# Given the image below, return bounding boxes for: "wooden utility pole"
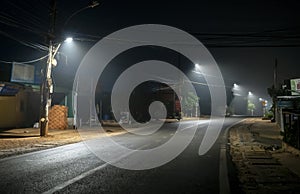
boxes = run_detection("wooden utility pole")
[40,0,57,136]
[274,58,278,90]
[272,58,278,122]
[39,1,99,135]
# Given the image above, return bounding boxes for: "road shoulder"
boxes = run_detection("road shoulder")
[0,125,124,159]
[229,118,300,193]
[0,117,201,159]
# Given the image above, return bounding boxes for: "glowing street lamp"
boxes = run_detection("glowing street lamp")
[195,63,201,72]
[259,97,268,116]
[40,37,75,136]
[64,37,73,43]
[247,91,255,116]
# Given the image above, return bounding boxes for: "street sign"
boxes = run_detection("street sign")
[290,78,300,95]
[277,100,293,109]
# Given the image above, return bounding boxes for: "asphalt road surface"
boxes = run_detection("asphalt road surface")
[0,117,242,194]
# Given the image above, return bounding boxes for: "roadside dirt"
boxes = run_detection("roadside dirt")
[229,118,300,193]
[0,117,201,159]
[0,126,124,159]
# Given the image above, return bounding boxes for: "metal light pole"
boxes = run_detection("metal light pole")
[40,0,99,136]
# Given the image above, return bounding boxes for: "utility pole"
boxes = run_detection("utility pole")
[39,0,99,136]
[40,0,57,136]
[272,58,278,122]
[274,58,278,90]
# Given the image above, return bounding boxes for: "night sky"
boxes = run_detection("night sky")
[1,0,300,101]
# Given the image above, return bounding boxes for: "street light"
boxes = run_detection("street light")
[247,91,256,116]
[40,1,100,137]
[40,37,73,136]
[64,37,73,43]
[259,97,268,117]
[64,1,100,27]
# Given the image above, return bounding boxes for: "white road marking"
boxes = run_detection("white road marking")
[180,120,210,131]
[25,119,211,193]
[42,144,150,194]
[42,163,109,194]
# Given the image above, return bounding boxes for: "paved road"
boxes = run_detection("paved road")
[0,118,242,194]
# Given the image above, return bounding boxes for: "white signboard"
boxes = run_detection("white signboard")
[290,78,300,95]
[11,62,35,83]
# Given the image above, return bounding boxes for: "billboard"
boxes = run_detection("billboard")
[11,62,35,84]
[290,78,300,95]
[0,83,19,96]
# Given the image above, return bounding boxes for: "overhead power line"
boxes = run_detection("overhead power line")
[0,13,47,37]
[66,27,300,48]
[0,54,48,64]
[0,30,48,52]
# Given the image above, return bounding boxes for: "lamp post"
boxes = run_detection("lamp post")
[40,0,99,136]
[247,91,255,116]
[259,97,268,117]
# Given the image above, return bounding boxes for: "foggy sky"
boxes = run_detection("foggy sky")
[1,0,300,100]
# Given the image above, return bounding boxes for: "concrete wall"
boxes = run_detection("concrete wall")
[0,96,17,128]
[0,91,39,129]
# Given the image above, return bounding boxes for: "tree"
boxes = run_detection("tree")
[182,92,199,117]
[247,100,255,116]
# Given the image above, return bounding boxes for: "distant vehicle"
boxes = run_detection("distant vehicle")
[129,82,182,122]
[153,88,182,121]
